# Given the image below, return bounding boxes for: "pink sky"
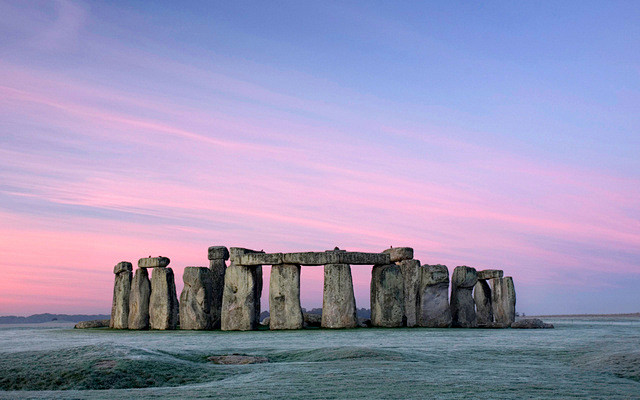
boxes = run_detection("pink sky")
[1,1,639,315]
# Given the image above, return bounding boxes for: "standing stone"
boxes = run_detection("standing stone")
[491,277,516,327]
[398,259,421,327]
[149,267,179,330]
[208,246,229,329]
[450,266,478,328]
[110,262,132,329]
[128,268,151,329]
[370,264,405,327]
[269,264,303,330]
[322,263,358,329]
[474,280,493,327]
[180,267,214,330]
[221,263,263,331]
[418,264,452,328]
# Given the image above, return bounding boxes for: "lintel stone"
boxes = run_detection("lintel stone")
[138,257,170,269]
[239,252,283,266]
[208,246,230,261]
[114,261,133,275]
[477,269,504,280]
[382,247,414,262]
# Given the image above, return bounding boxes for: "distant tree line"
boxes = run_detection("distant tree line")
[0,313,110,324]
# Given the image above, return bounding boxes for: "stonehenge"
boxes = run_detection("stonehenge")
[110,261,132,329]
[107,245,519,331]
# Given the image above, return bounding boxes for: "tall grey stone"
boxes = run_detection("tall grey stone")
[491,277,516,327]
[221,263,263,331]
[398,259,421,327]
[269,264,303,330]
[208,246,229,329]
[418,264,452,328]
[128,268,151,330]
[450,266,478,328]
[180,267,214,330]
[322,263,358,328]
[149,267,179,330]
[110,261,132,329]
[474,280,493,326]
[370,264,405,327]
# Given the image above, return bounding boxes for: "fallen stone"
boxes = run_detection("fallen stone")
[261,316,270,326]
[322,264,358,328]
[303,313,322,328]
[511,319,554,329]
[221,263,263,331]
[358,318,372,328]
[74,319,110,329]
[477,269,504,280]
[180,267,215,330]
[370,264,405,327]
[149,267,179,330]
[492,277,516,327]
[207,355,269,365]
[110,262,132,329]
[383,247,414,262]
[208,246,230,261]
[398,259,421,327]
[269,264,303,330]
[418,264,452,328]
[138,256,170,269]
[209,259,226,329]
[474,280,493,327]
[450,266,478,328]
[113,261,133,275]
[128,268,151,330]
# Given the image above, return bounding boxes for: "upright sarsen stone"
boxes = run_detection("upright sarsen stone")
[180,267,214,330]
[322,263,358,329]
[450,266,478,328]
[208,246,229,329]
[110,262,132,329]
[370,264,405,327]
[149,267,179,330]
[269,264,303,330]
[398,259,421,327]
[474,280,493,327]
[418,264,452,327]
[221,263,263,331]
[128,268,151,329]
[492,277,516,327]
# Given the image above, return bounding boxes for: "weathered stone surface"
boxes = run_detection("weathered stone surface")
[474,280,493,327]
[113,261,133,275]
[477,269,504,280]
[492,277,516,327]
[208,246,229,260]
[75,319,110,329]
[418,264,452,328]
[209,259,226,329]
[269,264,303,330]
[208,355,269,365]
[370,264,405,327]
[358,318,372,328]
[110,263,132,329]
[128,268,151,330]
[261,316,270,326]
[229,247,263,264]
[450,266,478,328]
[149,267,179,330]
[511,318,553,329]
[282,251,390,266]
[399,259,421,327]
[303,313,322,328]
[322,264,358,328]
[180,267,214,330]
[221,263,263,331]
[383,247,414,262]
[239,252,283,266]
[138,257,170,269]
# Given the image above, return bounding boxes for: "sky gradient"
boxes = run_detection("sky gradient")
[1,1,639,316]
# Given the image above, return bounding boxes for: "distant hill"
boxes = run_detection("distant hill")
[0,313,110,324]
